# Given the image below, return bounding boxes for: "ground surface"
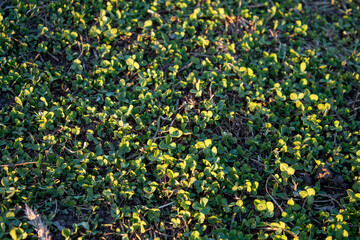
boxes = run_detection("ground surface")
[1,0,360,239]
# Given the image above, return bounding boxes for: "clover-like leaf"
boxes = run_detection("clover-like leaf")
[290,93,298,101]
[247,68,254,77]
[193,201,202,210]
[190,230,201,240]
[169,127,183,138]
[300,62,306,72]
[195,141,205,149]
[144,20,153,29]
[200,198,208,208]
[306,188,316,197]
[266,201,274,212]
[254,199,267,211]
[309,94,319,101]
[194,212,206,223]
[204,139,212,147]
[356,150,360,157]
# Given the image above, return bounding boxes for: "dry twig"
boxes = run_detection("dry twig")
[158,201,175,209]
[265,175,285,213]
[1,162,37,168]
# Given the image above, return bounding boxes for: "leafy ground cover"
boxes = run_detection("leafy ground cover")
[1,0,360,239]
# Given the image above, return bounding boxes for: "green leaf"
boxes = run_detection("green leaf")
[167,169,174,179]
[159,140,168,150]
[308,196,314,205]
[201,206,210,215]
[208,216,219,224]
[62,228,71,238]
[78,222,90,230]
[193,201,202,210]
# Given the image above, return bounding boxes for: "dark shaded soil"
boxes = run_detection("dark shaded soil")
[0,92,14,109]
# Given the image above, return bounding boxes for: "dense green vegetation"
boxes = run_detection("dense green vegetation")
[1,0,360,239]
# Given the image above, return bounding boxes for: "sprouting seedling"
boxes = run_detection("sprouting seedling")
[24,204,51,240]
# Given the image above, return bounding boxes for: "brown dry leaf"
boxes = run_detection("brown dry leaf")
[315,164,332,181]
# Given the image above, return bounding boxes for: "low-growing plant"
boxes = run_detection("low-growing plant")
[0,0,359,239]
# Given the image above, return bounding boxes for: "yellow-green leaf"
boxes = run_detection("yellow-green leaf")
[290,93,298,101]
[300,62,306,72]
[14,97,22,106]
[309,94,318,101]
[306,188,316,196]
[144,20,153,28]
[299,190,308,198]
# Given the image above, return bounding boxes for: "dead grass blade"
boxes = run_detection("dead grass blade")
[24,204,52,240]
